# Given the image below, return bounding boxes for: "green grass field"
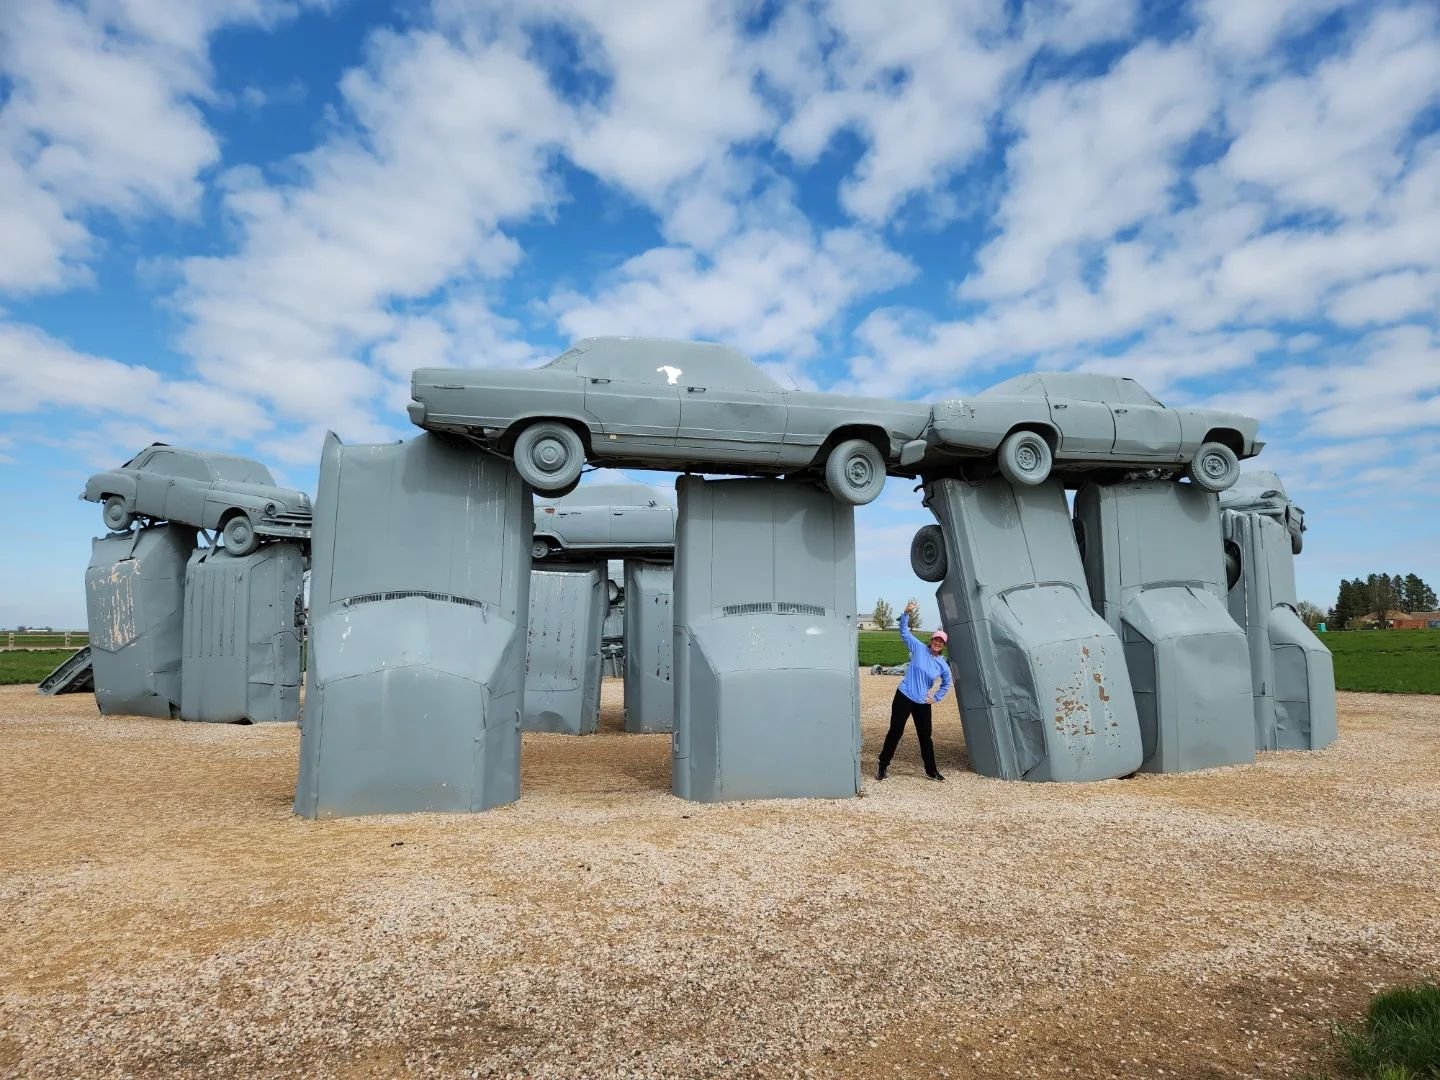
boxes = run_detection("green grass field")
[0,649,83,686]
[2,633,86,649]
[5,630,1438,694]
[1323,629,1440,695]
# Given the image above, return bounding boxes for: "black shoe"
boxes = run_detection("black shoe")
[876,763,888,781]
[926,771,946,782]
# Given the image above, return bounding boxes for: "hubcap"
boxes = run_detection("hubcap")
[534,436,567,472]
[1203,453,1227,478]
[1017,444,1039,472]
[847,455,873,486]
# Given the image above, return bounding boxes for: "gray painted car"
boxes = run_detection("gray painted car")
[1219,469,1306,555]
[921,372,1263,492]
[533,483,675,561]
[82,444,312,556]
[409,337,931,505]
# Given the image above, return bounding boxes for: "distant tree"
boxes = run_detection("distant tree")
[871,598,895,631]
[1330,579,1363,629]
[1366,573,1400,628]
[1401,573,1437,613]
[1295,601,1325,630]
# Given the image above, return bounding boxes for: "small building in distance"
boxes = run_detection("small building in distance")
[1390,610,1440,630]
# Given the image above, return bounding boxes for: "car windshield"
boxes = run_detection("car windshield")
[538,348,581,370]
[209,457,275,484]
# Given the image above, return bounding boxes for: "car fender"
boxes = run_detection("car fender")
[84,470,135,504]
[927,397,1047,452]
[205,492,270,531]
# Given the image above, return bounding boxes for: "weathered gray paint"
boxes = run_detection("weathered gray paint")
[672,477,860,801]
[86,524,197,718]
[923,477,1142,781]
[294,433,532,819]
[180,543,305,724]
[1073,480,1255,773]
[1222,506,1337,751]
[623,560,673,733]
[524,562,607,734]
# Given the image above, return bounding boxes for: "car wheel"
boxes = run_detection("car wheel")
[513,422,585,492]
[824,438,886,505]
[532,539,551,561]
[910,524,948,582]
[1188,442,1240,492]
[223,513,260,556]
[1291,529,1303,556]
[102,496,135,532]
[996,430,1052,487]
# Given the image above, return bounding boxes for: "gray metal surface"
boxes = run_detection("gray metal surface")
[181,543,306,724]
[1222,507,1337,751]
[923,373,1262,489]
[672,477,860,801]
[86,524,197,718]
[82,443,312,550]
[524,562,607,734]
[36,646,94,695]
[923,476,1142,782]
[1219,469,1306,554]
[294,433,532,819]
[409,337,930,501]
[1074,480,1255,773]
[623,560,674,733]
[534,483,676,559]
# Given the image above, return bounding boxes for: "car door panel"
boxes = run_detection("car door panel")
[1048,399,1115,458]
[676,386,785,463]
[1111,405,1182,458]
[609,505,676,546]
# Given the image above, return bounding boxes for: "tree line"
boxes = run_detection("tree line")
[1329,573,1437,629]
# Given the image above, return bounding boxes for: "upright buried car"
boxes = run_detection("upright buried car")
[82,444,312,555]
[408,337,931,505]
[922,372,1262,492]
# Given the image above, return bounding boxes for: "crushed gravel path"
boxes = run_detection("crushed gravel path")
[1,680,1437,1079]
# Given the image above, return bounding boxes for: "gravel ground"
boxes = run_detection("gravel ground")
[1,678,1437,1079]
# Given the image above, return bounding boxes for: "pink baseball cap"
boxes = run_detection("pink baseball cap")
[930,629,948,645]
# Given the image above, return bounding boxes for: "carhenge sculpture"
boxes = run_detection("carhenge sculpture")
[52,446,310,723]
[51,336,1336,817]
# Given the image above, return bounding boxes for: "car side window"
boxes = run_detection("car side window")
[167,454,214,481]
[687,355,782,393]
[576,352,680,385]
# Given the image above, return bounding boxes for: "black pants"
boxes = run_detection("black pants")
[880,690,938,775]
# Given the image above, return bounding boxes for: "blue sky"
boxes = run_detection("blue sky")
[2,0,1438,629]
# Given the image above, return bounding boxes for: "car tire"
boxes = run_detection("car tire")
[102,496,135,532]
[513,422,586,493]
[910,524,948,582]
[1291,530,1303,556]
[996,430,1052,487]
[824,438,886,505]
[1188,442,1240,492]
[532,539,551,561]
[223,513,260,556]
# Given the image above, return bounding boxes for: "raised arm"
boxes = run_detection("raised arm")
[899,601,924,657]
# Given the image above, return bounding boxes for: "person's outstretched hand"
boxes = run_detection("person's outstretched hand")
[904,598,920,623]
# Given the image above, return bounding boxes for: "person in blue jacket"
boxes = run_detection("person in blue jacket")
[877,598,952,782]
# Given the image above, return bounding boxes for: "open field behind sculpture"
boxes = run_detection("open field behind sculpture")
[2,680,1438,1079]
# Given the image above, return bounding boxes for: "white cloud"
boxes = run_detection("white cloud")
[551,220,914,360]
[1197,0,1351,56]
[1219,6,1440,218]
[0,0,320,292]
[1328,269,1440,326]
[174,27,572,427]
